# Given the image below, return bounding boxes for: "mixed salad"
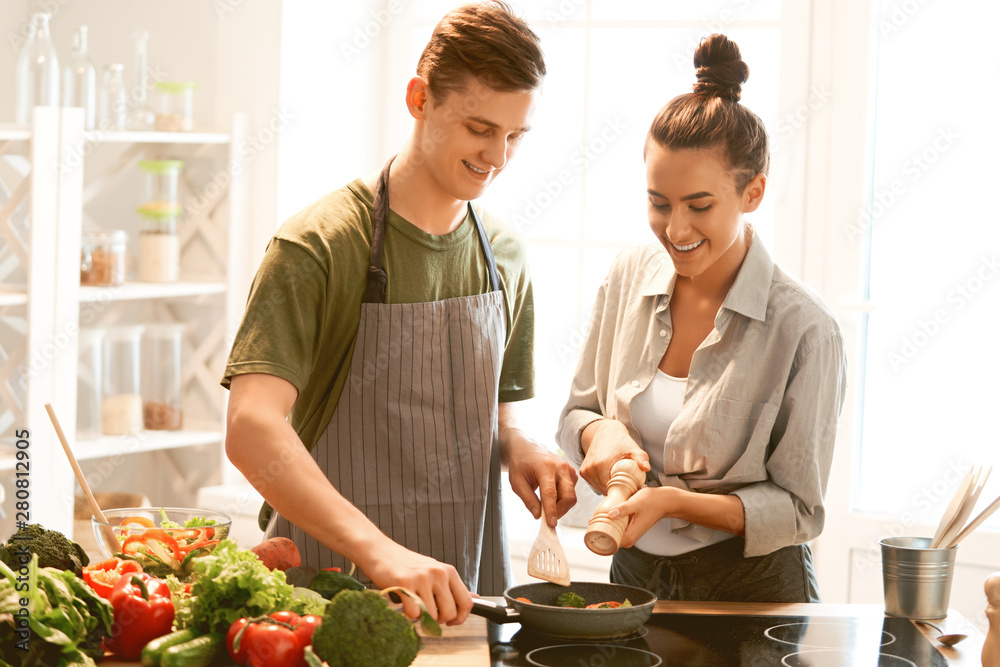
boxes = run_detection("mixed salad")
[110,509,227,579]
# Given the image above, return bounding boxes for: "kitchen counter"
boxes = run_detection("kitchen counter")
[99,601,984,666]
[99,617,491,667]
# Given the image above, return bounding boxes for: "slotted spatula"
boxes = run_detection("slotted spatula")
[527,507,571,586]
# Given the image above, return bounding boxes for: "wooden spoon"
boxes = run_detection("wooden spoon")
[938,465,990,549]
[44,403,119,556]
[930,466,977,548]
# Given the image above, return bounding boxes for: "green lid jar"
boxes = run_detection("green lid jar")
[154,81,197,131]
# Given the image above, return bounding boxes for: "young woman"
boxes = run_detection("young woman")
[556,34,847,603]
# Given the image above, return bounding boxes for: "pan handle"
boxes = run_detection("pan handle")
[470,598,521,624]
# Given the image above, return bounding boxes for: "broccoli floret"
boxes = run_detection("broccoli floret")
[311,589,421,667]
[0,523,90,576]
[555,591,586,608]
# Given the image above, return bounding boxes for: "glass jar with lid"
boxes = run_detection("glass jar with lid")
[102,325,144,435]
[76,327,103,440]
[137,210,179,282]
[142,324,184,430]
[154,81,197,131]
[80,229,126,286]
[138,159,183,216]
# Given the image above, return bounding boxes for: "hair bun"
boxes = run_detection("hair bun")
[692,33,748,102]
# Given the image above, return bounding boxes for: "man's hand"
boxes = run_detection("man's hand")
[579,419,651,495]
[361,540,474,625]
[499,403,577,527]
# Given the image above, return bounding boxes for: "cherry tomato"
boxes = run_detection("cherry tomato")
[245,623,302,667]
[226,618,252,666]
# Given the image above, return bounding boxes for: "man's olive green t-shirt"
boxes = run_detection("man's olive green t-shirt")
[222,178,535,451]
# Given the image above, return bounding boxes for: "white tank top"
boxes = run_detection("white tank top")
[629,369,736,556]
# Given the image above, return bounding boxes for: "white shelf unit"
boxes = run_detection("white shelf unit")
[0,108,247,538]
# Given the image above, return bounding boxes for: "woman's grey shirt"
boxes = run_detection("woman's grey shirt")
[556,235,848,557]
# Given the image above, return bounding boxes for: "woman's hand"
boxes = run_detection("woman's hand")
[579,419,651,494]
[608,486,677,548]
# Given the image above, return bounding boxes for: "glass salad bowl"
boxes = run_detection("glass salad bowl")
[93,507,231,578]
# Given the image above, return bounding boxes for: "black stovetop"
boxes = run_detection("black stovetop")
[488,613,946,666]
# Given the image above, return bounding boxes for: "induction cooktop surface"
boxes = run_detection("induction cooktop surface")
[488,613,947,666]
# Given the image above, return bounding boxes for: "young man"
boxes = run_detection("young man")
[222,2,577,625]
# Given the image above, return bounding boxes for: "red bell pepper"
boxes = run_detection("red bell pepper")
[105,573,175,660]
[121,528,182,560]
[81,557,143,599]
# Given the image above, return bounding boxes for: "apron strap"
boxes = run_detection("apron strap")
[364,155,503,303]
[363,158,392,303]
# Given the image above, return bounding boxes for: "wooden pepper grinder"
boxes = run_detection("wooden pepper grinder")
[984,571,1000,667]
[585,458,645,556]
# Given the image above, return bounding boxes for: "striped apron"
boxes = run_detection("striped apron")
[265,157,512,595]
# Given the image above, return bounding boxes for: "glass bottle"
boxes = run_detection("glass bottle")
[142,324,184,430]
[126,30,155,131]
[62,26,96,130]
[102,325,144,435]
[98,64,127,131]
[15,13,60,125]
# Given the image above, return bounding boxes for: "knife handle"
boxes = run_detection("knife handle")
[584,458,645,556]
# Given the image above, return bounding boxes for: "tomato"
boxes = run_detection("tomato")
[245,623,302,667]
[293,614,322,651]
[227,618,252,666]
[268,610,301,626]
[227,615,306,667]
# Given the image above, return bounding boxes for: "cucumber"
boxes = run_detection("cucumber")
[160,632,226,667]
[140,628,199,667]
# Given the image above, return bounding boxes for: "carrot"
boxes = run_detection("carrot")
[249,537,301,570]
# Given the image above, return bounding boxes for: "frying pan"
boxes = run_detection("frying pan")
[470,581,656,639]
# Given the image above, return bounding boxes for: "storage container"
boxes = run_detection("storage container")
[76,327,103,440]
[80,229,126,287]
[154,81,197,131]
[142,324,184,430]
[137,210,180,282]
[138,159,183,216]
[102,325,144,435]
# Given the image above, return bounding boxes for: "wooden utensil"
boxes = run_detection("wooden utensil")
[527,507,571,586]
[585,458,645,556]
[945,492,1000,549]
[930,466,977,548]
[44,403,119,555]
[938,465,991,549]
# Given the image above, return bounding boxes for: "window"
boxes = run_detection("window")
[855,0,1000,528]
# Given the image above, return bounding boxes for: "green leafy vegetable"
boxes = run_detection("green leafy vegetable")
[173,539,294,634]
[0,553,113,667]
